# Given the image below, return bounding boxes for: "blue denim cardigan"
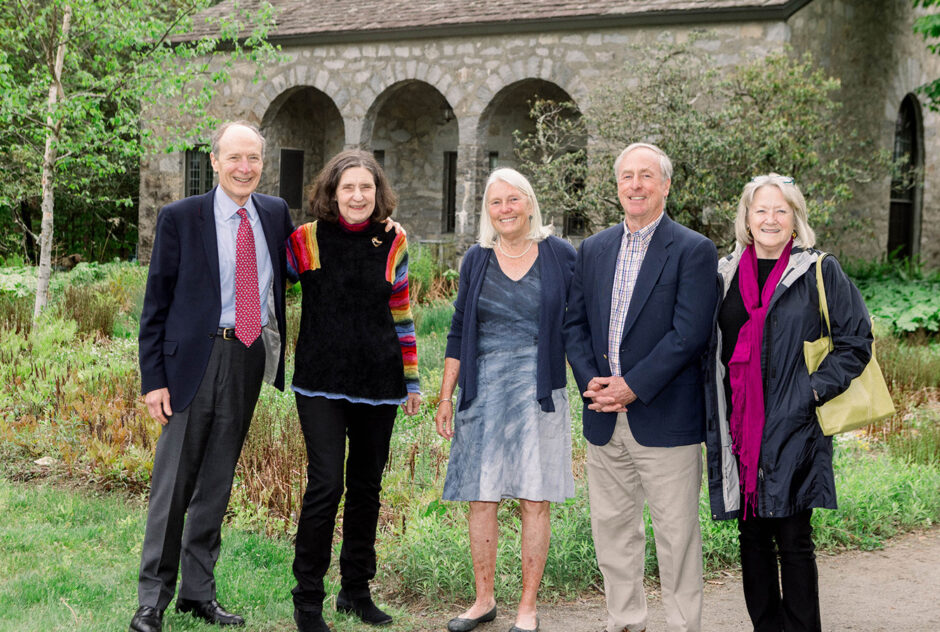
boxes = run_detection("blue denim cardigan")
[444,235,577,413]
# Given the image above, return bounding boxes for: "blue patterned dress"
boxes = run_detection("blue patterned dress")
[443,251,575,502]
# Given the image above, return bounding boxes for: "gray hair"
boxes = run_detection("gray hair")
[734,173,816,249]
[613,142,673,181]
[210,120,266,159]
[478,168,553,248]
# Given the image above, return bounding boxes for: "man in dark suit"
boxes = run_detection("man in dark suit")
[564,143,719,632]
[131,121,293,632]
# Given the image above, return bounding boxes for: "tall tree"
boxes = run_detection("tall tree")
[515,40,890,250]
[914,0,940,111]
[0,0,279,318]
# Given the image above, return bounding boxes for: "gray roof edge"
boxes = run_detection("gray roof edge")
[188,0,815,47]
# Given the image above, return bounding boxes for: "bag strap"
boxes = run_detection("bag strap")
[815,253,834,351]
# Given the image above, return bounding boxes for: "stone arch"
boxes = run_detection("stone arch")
[477,79,588,236]
[886,93,924,259]
[258,86,345,222]
[364,80,458,239]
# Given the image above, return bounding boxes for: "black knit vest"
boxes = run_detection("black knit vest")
[292,220,406,400]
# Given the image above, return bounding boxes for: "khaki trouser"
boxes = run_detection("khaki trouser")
[587,413,704,632]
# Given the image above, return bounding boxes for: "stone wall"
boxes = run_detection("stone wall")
[138,6,937,267]
[789,0,940,266]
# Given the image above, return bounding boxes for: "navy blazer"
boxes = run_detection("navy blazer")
[138,187,294,412]
[563,214,719,447]
[445,236,577,413]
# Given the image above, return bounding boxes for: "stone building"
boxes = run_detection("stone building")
[138,0,939,266]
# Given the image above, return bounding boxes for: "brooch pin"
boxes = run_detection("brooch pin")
[372,237,382,247]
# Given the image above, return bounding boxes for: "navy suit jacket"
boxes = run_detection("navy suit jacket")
[563,213,719,447]
[138,187,294,412]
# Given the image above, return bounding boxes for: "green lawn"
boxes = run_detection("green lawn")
[0,479,438,632]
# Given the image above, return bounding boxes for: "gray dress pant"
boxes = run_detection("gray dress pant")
[137,336,265,610]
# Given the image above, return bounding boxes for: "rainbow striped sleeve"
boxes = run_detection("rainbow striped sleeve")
[387,232,419,393]
[286,221,320,282]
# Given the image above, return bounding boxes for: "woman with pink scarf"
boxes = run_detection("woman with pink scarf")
[704,174,872,632]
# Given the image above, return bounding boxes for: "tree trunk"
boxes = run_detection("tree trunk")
[33,4,72,320]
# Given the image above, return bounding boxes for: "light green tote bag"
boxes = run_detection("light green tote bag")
[802,254,895,436]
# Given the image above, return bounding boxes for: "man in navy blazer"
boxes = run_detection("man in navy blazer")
[132,121,293,632]
[564,143,718,632]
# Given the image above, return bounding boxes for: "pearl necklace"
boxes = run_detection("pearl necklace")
[496,238,534,259]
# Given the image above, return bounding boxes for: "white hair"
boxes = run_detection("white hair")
[734,173,816,249]
[478,168,553,248]
[613,142,673,181]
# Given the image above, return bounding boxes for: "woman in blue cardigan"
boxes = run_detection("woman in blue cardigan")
[435,168,576,632]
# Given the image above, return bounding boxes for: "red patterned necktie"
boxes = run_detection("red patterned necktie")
[234,208,261,347]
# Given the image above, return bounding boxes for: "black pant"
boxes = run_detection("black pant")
[738,509,821,632]
[291,394,397,613]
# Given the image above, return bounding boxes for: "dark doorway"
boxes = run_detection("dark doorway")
[887,94,923,259]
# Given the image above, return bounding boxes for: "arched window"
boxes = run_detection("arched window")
[887,94,923,259]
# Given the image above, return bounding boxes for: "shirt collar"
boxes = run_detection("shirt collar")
[214,186,257,223]
[622,211,664,244]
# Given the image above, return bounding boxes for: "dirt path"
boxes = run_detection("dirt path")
[434,527,940,632]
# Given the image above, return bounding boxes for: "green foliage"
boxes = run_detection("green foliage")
[814,439,940,549]
[515,39,890,249]
[409,244,458,305]
[858,278,940,335]
[884,408,940,467]
[0,0,281,207]
[0,0,283,314]
[1,261,939,614]
[845,256,940,335]
[513,100,590,233]
[914,0,940,111]
[0,291,32,335]
[62,284,119,339]
[413,300,454,338]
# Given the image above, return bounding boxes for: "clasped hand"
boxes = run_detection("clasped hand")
[583,376,635,413]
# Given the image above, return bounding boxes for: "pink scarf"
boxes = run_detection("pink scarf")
[728,241,791,517]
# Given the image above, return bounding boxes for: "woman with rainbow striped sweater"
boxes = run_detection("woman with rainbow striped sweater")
[285,149,420,632]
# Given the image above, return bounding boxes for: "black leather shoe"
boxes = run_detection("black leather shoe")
[176,598,245,626]
[294,609,331,632]
[447,605,497,632]
[335,590,393,625]
[129,606,163,632]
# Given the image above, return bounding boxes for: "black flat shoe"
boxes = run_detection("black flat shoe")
[129,606,163,632]
[508,616,539,632]
[447,605,498,632]
[176,598,245,626]
[335,590,393,625]
[294,609,331,632]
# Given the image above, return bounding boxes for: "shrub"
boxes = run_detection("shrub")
[61,283,119,339]
[516,41,890,248]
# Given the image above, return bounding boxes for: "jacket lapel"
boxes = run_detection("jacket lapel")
[619,214,673,341]
[593,226,623,348]
[200,188,221,304]
[253,194,281,278]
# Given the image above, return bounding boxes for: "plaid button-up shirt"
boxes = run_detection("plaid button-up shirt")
[608,213,664,376]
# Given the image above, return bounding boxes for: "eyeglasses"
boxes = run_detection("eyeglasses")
[752,175,794,184]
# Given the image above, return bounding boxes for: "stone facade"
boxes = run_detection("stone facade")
[138,0,940,266]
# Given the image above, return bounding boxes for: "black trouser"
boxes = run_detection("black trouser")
[138,336,265,610]
[738,509,821,632]
[291,394,397,613]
